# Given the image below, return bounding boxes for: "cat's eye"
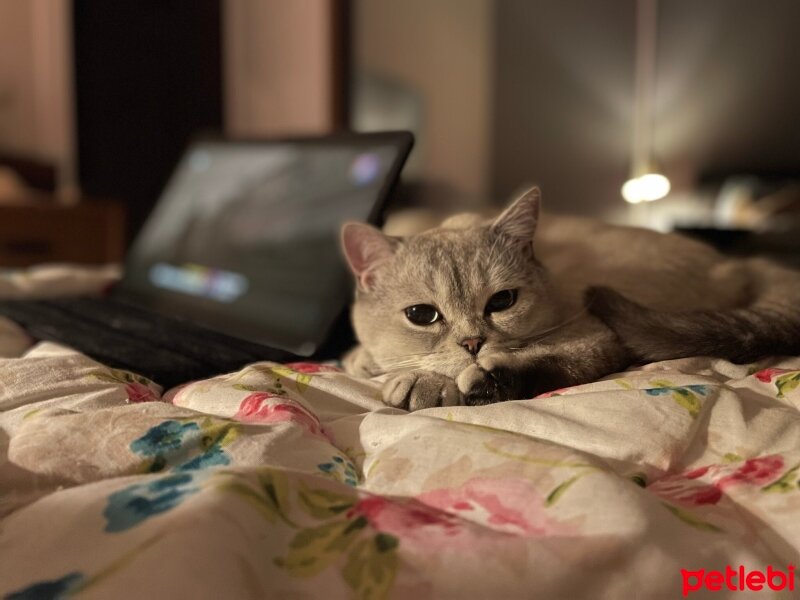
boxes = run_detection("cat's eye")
[485,289,517,313]
[404,304,441,325]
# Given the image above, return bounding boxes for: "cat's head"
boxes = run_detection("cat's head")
[341,188,560,378]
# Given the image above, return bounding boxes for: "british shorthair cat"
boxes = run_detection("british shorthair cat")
[340,188,800,410]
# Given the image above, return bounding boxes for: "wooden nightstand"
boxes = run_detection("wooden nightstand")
[0,197,125,267]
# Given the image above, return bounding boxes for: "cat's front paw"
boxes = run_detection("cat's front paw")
[382,370,461,411]
[455,364,503,406]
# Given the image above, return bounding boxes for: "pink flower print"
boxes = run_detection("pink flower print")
[341,484,575,558]
[234,392,328,440]
[648,476,722,507]
[649,454,785,507]
[283,362,341,374]
[418,477,574,537]
[718,455,784,489]
[163,382,191,405]
[347,496,462,543]
[125,382,158,403]
[754,368,788,382]
[681,465,712,480]
[235,392,282,419]
[754,369,800,398]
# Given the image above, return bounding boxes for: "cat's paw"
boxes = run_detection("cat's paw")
[342,345,381,377]
[455,364,502,406]
[382,370,461,411]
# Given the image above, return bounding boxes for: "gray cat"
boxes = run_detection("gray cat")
[340,188,800,410]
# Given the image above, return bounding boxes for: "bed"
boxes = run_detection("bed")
[1,265,799,599]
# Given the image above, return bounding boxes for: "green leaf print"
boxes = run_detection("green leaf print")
[614,378,635,390]
[216,468,400,597]
[90,368,152,386]
[23,408,43,420]
[546,474,586,506]
[775,372,800,398]
[269,365,313,393]
[630,473,647,487]
[762,463,800,494]
[260,471,292,518]
[298,485,357,519]
[646,380,709,419]
[672,388,702,418]
[662,503,722,532]
[230,365,288,395]
[232,383,257,392]
[342,535,399,600]
[275,517,368,577]
[197,417,239,449]
[219,482,283,524]
[218,470,294,525]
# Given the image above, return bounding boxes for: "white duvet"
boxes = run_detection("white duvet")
[1,265,799,599]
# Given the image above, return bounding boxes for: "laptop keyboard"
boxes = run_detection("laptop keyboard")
[0,296,292,388]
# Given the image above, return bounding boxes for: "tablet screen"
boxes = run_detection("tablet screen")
[120,135,410,355]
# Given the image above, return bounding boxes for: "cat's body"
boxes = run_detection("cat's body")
[341,188,800,410]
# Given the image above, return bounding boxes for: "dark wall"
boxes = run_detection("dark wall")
[491,0,635,217]
[73,0,223,239]
[492,0,800,219]
[656,0,800,180]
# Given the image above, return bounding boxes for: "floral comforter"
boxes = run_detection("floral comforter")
[1,269,800,599]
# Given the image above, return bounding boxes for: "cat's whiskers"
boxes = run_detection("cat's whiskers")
[382,347,471,374]
[382,350,455,370]
[500,306,592,351]
[381,348,454,361]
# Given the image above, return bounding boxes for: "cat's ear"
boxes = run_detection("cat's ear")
[492,187,541,242]
[341,222,398,291]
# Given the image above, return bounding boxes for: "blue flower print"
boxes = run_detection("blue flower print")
[130,419,236,473]
[644,383,711,418]
[130,420,200,456]
[5,572,85,600]
[645,384,710,397]
[175,444,229,471]
[317,455,358,486]
[104,472,200,532]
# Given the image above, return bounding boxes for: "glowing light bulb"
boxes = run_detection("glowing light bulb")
[621,172,671,204]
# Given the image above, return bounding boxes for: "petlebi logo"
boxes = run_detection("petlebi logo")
[681,565,795,596]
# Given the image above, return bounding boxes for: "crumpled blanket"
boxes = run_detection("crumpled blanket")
[1,341,799,599]
[1,265,800,599]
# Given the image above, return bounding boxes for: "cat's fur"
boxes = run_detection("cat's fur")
[340,188,800,410]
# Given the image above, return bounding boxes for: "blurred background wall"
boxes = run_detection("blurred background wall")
[489,0,800,220]
[1,0,800,246]
[0,0,75,191]
[225,0,347,136]
[352,0,800,222]
[352,0,493,208]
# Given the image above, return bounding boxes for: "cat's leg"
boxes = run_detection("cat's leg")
[382,371,461,411]
[342,345,382,377]
[456,318,632,404]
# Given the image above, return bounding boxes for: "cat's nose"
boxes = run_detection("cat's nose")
[460,337,485,355]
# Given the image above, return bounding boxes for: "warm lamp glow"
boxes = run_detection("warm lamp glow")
[621,172,671,204]
[624,0,670,208]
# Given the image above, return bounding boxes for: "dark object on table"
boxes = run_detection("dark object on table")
[0,199,125,267]
[676,227,800,269]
